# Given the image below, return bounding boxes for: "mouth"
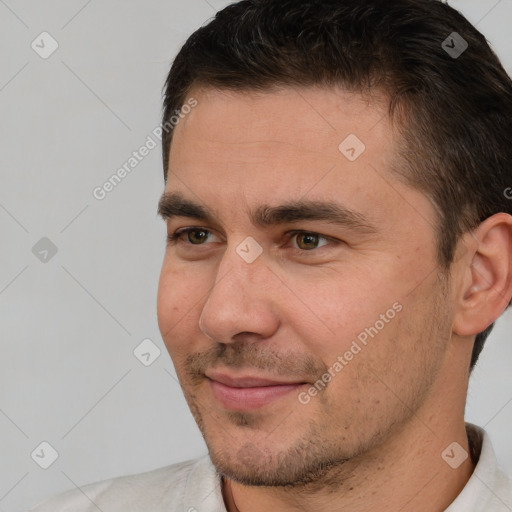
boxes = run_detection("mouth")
[205,371,308,410]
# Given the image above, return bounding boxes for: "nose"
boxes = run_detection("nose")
[198,242,280,344]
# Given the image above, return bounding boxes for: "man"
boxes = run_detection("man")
[31,0,512,510]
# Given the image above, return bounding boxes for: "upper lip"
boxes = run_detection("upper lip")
[205,371,307,388]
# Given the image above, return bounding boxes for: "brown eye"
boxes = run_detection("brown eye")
[293,232,327,251]
[296,233,319,250]
[186,229,210,244]
[167,227,214,246]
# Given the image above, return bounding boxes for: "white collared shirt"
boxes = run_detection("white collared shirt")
[30,424,512,512]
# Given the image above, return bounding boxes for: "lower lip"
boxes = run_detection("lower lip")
[209,380,305,410]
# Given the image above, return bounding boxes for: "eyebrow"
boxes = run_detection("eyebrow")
[157,191,377,234]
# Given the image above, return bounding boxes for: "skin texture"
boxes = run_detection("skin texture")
[157,86,512,511]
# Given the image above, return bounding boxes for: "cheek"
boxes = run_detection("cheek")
[156,261,206,354]
[286,266,399,357]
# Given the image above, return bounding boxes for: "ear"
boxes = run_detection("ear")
[453,213,512,337]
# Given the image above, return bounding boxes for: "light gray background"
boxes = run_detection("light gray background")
[0,1,511,511]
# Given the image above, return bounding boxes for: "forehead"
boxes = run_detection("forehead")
[170,85,391,160]
[164,86,436,239]
[167,86,394,196]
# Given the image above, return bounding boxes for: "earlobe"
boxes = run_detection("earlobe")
[453,213,512,337]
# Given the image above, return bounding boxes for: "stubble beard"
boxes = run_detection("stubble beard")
[178,272,453,492]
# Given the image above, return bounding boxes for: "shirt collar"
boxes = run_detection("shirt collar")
[445,423,511,511]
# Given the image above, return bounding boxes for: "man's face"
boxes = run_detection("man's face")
[157,86,454,486]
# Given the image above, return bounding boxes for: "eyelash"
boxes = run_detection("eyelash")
[166,227,338,252]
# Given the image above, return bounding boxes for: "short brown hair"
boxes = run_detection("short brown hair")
[161,0,512,370]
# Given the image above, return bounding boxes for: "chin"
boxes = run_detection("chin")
[206,431,351,488]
